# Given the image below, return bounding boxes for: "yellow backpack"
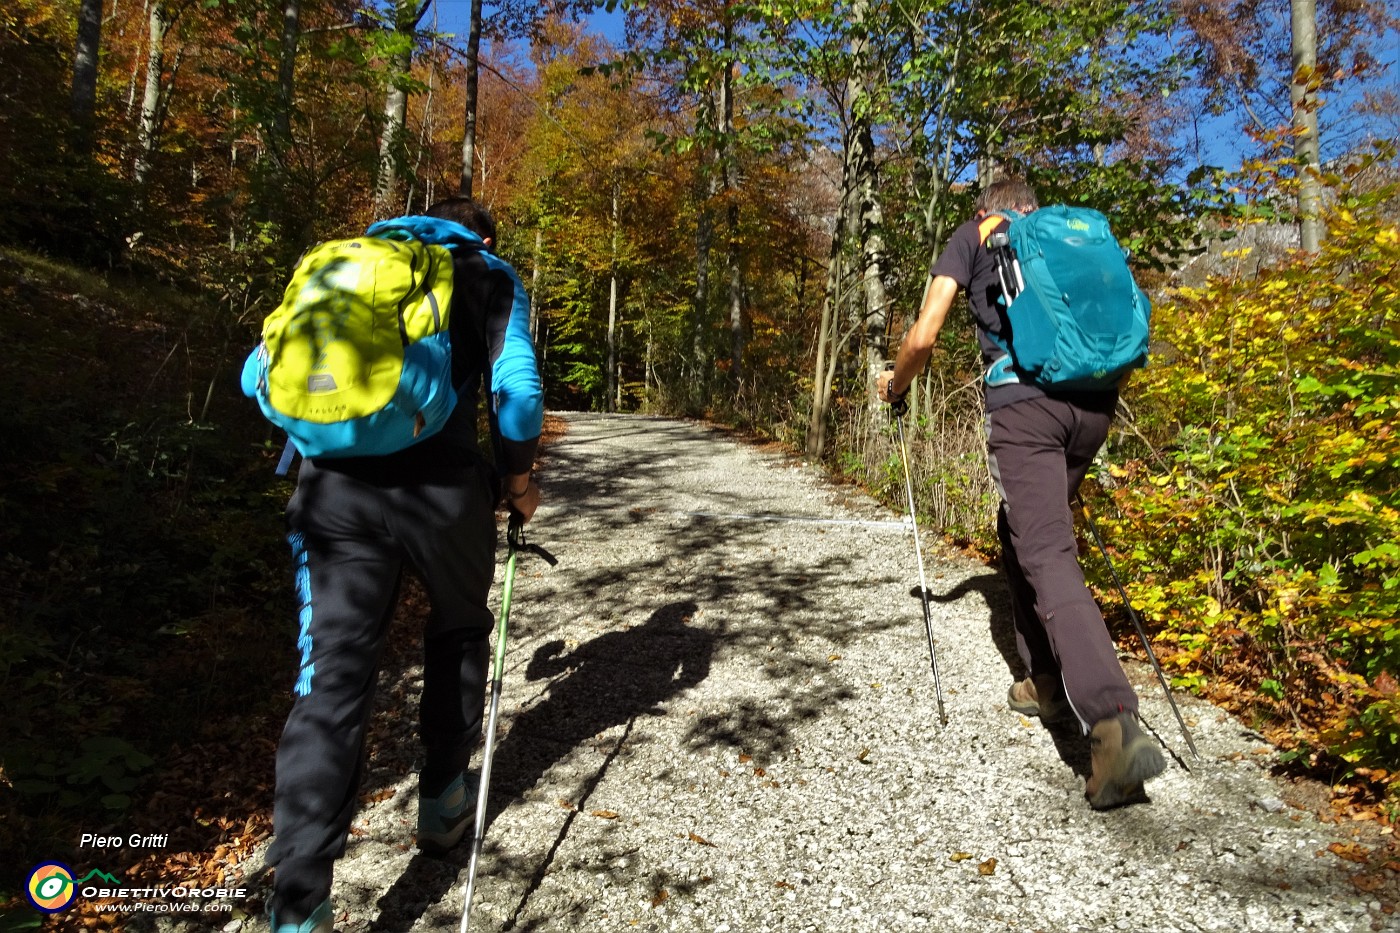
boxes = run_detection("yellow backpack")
[241,235,456,464]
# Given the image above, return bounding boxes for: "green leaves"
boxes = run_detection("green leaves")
[1102,155,1400,798]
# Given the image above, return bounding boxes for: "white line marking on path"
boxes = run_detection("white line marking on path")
[678,511,911,530]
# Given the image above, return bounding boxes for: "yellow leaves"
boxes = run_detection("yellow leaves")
[947,853,997,875]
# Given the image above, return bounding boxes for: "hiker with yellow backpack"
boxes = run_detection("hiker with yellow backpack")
[242,198,543,932]
[877,178,1164,810]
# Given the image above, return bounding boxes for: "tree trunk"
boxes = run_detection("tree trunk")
[71,0,104,154]
[847,0,888,406]
[1291,0,1322,252]
[375,0,428,219]
[132,2,170,189]
[692,153,717,410]
[459,0,483,197]
[607,180,620,412]
[805,250,841,460]
[529,226,544,343]
[718,22,745,390]
[374,79,407,219]
[274,0,300,157]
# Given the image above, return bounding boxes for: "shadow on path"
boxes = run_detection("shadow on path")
[928,568,1021,680]
[370,601,714,932]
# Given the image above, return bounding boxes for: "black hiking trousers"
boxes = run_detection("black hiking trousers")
[267,453,498,918]
[985,395,1138,730]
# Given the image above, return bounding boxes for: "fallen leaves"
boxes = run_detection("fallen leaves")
[949,852,996,875]
[1327,841,1371,864]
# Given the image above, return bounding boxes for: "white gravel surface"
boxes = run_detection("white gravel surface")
[173,412,1396,933]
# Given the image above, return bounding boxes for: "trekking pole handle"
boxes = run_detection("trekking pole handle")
[507,512,558,566]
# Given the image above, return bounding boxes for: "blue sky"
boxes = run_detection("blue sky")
[426,2,1396,175]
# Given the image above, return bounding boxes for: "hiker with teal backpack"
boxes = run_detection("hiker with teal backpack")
[877,178,1164,810]
[245,198,543,932]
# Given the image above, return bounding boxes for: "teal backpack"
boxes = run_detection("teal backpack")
[980,206,1150,391]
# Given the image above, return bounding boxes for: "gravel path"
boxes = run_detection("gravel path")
[208,412,1394,932]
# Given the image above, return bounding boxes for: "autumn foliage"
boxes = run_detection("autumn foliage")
[1094,153,1400,807]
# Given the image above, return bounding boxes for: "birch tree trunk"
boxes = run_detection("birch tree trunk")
[529,227,544,343]
[374,0,427,219]
[805,248,842,460]
[607,180,621,412]
[132,2,170,189]
[1291,0,1322,252]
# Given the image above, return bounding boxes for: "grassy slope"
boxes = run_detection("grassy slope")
[0,247,296,926]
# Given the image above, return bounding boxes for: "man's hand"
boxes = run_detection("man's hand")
[877,370,908,415]
[503,473,539,523]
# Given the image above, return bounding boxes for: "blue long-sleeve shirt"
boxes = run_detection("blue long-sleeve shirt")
[346,215,543,477]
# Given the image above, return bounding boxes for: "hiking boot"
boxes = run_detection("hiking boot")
[1007,674,1068,721]
[417,771,477,855]
[1085,713,1166,810]
[270,898,332,933]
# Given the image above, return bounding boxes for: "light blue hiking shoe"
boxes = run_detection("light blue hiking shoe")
[270,897,332,933]
[417,771,478,855]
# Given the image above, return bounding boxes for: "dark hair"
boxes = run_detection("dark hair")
[424,197,497,242]
[975,178,1039,214]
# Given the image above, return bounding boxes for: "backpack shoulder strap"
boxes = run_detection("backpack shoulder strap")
[977,214,1004,245]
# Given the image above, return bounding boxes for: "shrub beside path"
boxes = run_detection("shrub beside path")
[213,412,1396,932]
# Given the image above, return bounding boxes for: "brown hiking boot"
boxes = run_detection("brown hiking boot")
[1007,674,1068,721]
[1086,713,1166,810]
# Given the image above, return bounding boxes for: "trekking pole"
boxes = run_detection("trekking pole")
[893,409,949,726]
[460,514,557,933]
[1076,497,1199,760]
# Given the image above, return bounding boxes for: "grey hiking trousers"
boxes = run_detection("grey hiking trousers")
[267,453,498,917]
[985,395,1138,729]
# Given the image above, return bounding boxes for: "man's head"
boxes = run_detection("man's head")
[975,178,1039,216]
[424,197,497,245]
